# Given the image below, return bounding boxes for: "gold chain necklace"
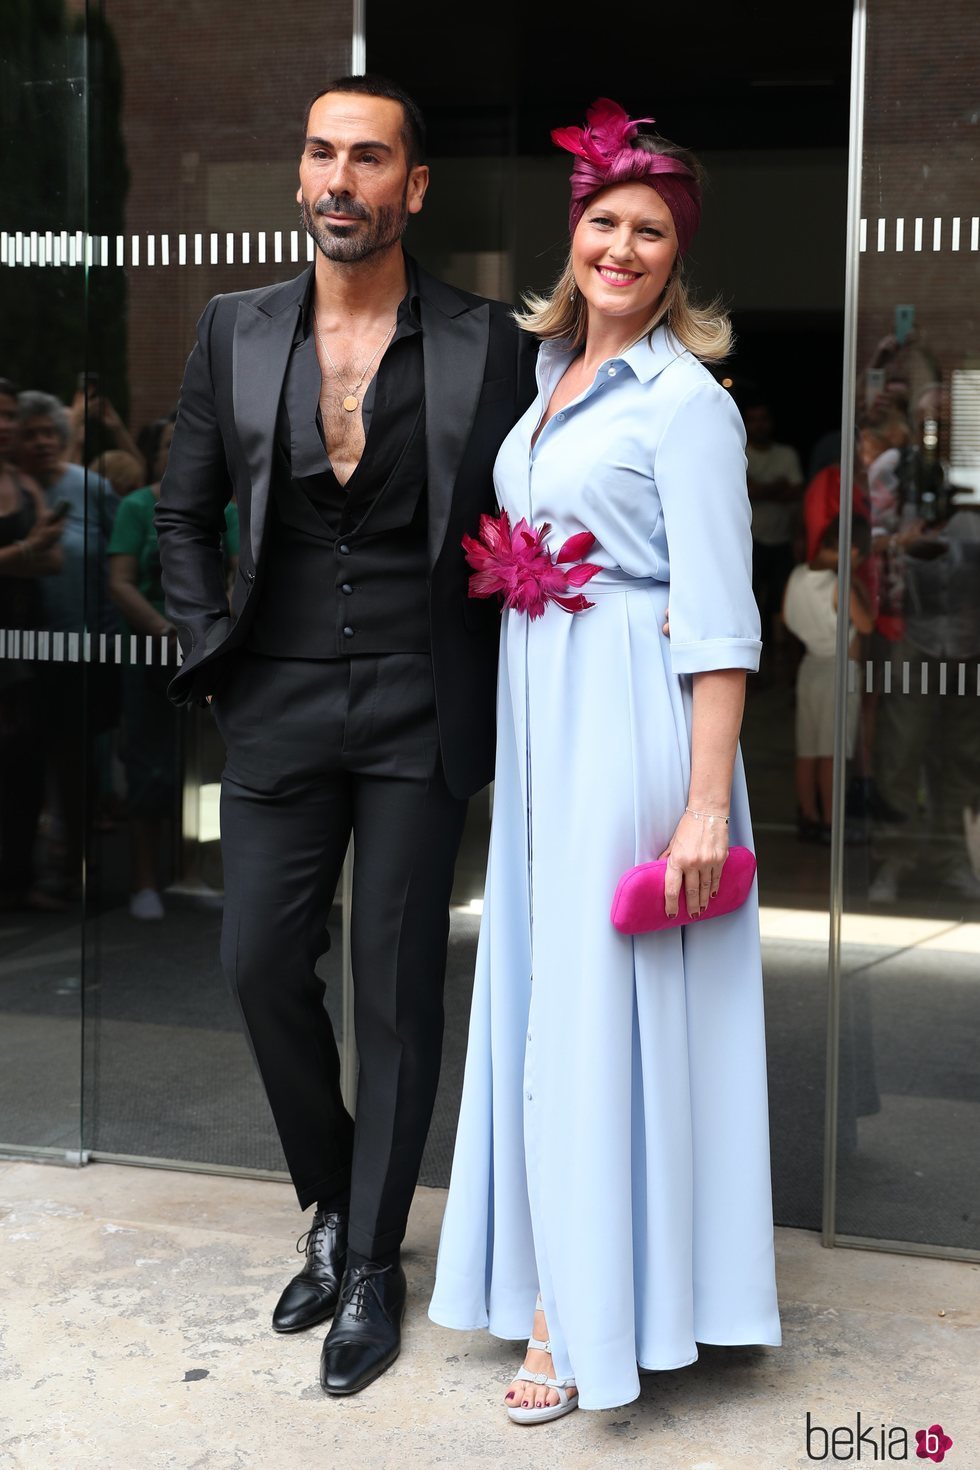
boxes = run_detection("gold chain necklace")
[313,310,396,413]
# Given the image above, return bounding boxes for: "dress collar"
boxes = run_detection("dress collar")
[535,322,681,398]
[618,325,682,382]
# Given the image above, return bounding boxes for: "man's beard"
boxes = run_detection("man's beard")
[301,191,408,264]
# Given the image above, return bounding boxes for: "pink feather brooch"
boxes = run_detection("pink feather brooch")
[550,96,655,168]
[462,511,602,618]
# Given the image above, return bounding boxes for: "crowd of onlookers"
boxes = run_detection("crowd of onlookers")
[736,324,980,904]
[0,377,238,923]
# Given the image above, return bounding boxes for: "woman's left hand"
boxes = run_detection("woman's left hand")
[659,809,729,919]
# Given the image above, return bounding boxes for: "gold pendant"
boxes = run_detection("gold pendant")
[342,394,358,413]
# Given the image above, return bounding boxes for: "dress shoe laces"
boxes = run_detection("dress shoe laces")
[338,1262,393,1322]
[295,1211,342,1257]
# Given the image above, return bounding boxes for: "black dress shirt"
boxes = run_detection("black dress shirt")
[246,261,430,658]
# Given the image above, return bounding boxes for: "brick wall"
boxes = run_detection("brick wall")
[106,0,352,437]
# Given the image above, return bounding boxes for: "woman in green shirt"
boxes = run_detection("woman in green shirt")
[108,416,238,919]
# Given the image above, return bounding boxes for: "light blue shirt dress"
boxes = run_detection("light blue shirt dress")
[429,325,782,1411]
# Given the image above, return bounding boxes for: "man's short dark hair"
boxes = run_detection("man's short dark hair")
[303,74,426,171]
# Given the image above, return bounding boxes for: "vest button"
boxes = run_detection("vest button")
[338,542,351,555]
[340,583,353,595]
[342,625,354,638]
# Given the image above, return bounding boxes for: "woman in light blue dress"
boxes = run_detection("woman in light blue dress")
[429,99,781,1420]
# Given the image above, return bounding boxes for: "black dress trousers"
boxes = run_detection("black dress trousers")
[214,647,468,1258]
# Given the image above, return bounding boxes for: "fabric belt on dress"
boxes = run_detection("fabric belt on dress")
[582,571,662,595]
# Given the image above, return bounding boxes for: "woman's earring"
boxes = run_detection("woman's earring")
[570,284,577,304]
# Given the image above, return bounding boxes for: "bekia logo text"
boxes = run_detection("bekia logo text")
[806,1413,953,1462]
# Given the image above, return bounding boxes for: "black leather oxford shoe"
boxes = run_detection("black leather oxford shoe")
[272,1209,348,1334]
[319,1260,407,1395]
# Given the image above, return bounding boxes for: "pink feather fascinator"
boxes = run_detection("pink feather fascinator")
[551,97,702,256]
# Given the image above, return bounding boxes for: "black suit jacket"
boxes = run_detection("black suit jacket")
[155,259,538,798]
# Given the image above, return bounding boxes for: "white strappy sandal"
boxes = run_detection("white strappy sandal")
[506,1299,578,1425]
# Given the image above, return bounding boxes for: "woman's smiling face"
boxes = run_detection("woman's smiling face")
[571,181,678,335]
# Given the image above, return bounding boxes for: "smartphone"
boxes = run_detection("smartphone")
[76,370,100,394]
[894,304,915,346]
[50,498,72,521]
[864,367,886,408]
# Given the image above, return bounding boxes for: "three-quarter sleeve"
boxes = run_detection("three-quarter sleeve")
[653,380,762,674]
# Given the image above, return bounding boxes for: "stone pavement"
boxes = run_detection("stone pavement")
[1,1160,976,1470]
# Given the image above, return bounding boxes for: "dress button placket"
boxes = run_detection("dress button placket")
[524,431,537,1158]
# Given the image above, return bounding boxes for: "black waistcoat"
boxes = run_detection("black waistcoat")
[246,283,429,659]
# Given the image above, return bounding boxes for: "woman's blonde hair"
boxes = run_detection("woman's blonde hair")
[515,132,733,364]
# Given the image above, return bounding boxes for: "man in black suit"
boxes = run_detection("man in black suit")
[155,74,535,1396]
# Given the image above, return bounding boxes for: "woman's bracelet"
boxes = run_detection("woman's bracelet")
[685,807,729,827]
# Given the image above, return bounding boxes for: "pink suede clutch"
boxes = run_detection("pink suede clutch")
[610,846,757,935]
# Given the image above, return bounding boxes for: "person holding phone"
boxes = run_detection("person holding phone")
[67,371,146,474]
[15,391,119,635]
[861,310,940,425]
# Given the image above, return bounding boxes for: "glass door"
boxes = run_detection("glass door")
[368,0,855,1224]
[9,0,974,1268]
[827,0,980,1258]
[0,5,89,1163]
